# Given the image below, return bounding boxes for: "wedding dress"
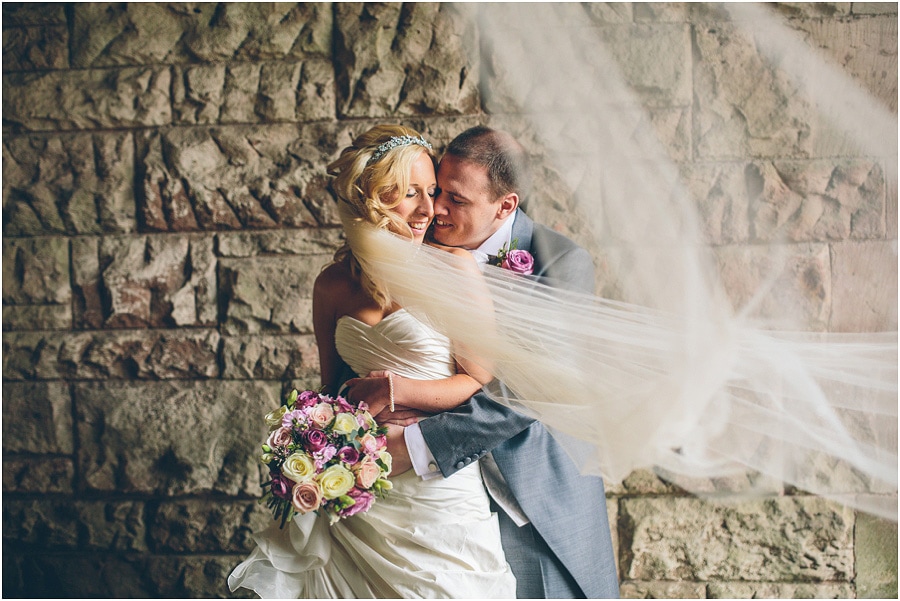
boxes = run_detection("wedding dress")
[228,309,516,599]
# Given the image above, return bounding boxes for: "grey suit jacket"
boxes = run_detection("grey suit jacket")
[419,210,619,598]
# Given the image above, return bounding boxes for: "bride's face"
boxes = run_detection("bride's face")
[391,151,436,244]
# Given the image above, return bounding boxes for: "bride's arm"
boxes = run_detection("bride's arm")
[344,370,484,417]
[312,265,352,396]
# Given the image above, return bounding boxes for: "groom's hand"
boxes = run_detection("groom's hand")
[384,423,413,476]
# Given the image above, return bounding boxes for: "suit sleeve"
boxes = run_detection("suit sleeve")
[420,228,596,477]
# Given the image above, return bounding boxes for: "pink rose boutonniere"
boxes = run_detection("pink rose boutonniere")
[491,239,534,275]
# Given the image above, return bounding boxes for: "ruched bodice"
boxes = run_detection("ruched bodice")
[335,309,456,380]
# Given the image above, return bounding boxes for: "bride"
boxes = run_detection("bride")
[228,125,516,598]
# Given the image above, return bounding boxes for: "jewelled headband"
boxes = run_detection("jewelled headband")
[367,135,433,165]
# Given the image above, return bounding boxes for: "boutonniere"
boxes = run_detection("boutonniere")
[490,239,534,275]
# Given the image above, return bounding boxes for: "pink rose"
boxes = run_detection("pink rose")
[308,403,335,429]
[340,488,375,518]
[355,457,381,488]
[501,249,534,275]
[302,429,328,453]
[292,481,323,513]
[375,434,387,450]
[266,427,292,449]
[359,433,378,454]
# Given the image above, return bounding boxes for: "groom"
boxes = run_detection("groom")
[390,126,619,598]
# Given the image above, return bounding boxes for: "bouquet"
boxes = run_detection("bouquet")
[259,388,393,526]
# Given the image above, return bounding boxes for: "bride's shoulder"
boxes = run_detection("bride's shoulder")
[314,260,355,296]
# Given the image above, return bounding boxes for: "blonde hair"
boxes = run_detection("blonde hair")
[327,124,437,308]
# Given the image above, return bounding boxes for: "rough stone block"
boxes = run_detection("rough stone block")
[3,499,80,549]
[137,125,340,231]
[2,26,68,71]
[173,59,334,124]
[694,23,814,159]
[706,581,855,598]
[150,500,271,553]
[749,160,885,242]
[855,512,899,598]
[3,553,153,597]
[71,3,331,67]
[830,240,898,332]
[687,162,753,245]
[772,3,852,17]
[76,380,279,495]
[2,332,61,380]
[2,380,72,454]
[713,243,831,330]
[77,500,148,552]
[3,132,135,235]
[633,3,690,22]
[3,457,74,494]
[853,3,899,14]
[619,496,855,581]
[620,580,707,598]
[596,24,692,109]
[2,304,72,331]
[60,330,220,379]
[217,229,343,258]
[2,237,70,305]
[72,234,216,328]
[148,555,257,598]
[2,3,66,25]
[219,255,331,335]
[583,3,635,23]
[221,334,319,381]
[335,3,479,118]
[792,16,897,112]
[3,68,171,132]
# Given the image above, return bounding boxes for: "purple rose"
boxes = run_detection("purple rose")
[337,446,360,465]
[340,488,375,517]
[501,249,534,275]
[303,429,328,453]
[270,473,292,499]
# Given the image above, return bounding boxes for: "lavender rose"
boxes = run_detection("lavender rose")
[501,249,534,275]
[340,488,375,518]
[296,390,321,409]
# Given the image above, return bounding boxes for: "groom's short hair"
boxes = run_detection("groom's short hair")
[446,126,532,201]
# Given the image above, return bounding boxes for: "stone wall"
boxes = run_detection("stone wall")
[2,3,896,598]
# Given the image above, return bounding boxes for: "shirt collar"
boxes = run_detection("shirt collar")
[475,209,518,257]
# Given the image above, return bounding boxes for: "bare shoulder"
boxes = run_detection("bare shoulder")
[314,260,353,296]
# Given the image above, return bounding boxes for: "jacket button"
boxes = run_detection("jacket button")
[455,461,465,469]
[463,457,472,465]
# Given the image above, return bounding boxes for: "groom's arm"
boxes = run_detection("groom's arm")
[418,228,596,477]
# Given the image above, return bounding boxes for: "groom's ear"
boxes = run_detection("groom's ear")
[495,193,519,220]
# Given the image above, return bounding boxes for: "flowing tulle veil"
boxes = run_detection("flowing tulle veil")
[346,4,898,520]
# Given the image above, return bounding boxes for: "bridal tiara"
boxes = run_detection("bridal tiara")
[368,135,433,165]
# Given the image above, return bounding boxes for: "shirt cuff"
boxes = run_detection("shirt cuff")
[404,422,441,480]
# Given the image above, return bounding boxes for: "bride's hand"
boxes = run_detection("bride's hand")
[344,370,398,416]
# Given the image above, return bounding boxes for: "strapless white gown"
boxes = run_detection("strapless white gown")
[228,309,516,598]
